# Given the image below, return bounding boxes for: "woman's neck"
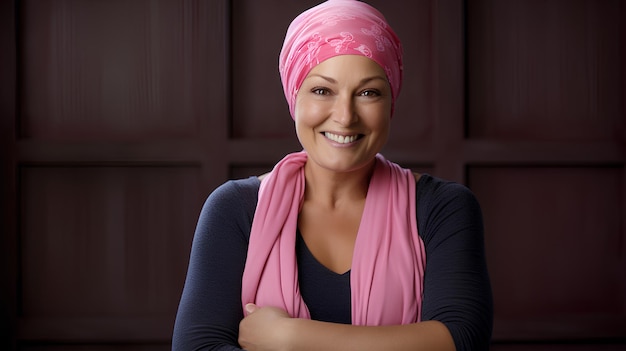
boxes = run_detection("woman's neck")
[302,159,375,210]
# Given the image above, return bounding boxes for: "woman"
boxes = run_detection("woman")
[172,1,493,350]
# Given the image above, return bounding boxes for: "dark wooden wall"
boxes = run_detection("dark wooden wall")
[1,0,624,350]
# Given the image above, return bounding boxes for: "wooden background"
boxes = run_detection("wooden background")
[1,0,624,350]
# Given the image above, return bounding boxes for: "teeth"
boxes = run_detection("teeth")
[324,132,358,144]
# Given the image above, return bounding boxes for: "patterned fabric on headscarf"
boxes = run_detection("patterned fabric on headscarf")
[279,0,403,118]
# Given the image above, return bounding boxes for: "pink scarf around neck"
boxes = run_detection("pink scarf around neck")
[241,151,425,325]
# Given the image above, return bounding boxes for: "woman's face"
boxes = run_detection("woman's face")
[294,55,392,175]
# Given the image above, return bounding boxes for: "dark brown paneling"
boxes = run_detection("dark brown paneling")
[430,0,466,182]
[372,1,436,150]
[465,1,626,349]
[19,166,203,340]
[230,165,274,180]
[469,166,625,341]
[230,0,316,139]
[467,0,624,142]
[11,0,230,347]
[20,0,207,141]
[0,0,18,349]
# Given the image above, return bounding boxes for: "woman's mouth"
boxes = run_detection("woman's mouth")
[323,132,362,144]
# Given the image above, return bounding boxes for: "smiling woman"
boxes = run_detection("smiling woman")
[172,1,493,350]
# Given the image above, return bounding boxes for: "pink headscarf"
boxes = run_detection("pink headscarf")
[279,0,403,118]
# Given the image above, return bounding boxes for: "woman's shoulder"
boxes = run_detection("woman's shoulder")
[209,176,260,201]
[201,177,260,220]
[414,174,482,231]
[414,173,483,240]
[415,173,479,206]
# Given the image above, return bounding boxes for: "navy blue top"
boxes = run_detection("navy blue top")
[172,174,493,350]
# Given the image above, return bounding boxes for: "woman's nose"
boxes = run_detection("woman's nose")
[333,94,357,126]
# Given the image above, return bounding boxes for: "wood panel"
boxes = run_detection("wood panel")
[465,0,625,348]
[9,0,230,349]
[0,0,18,349]
[230,0,314,139]
[18,165,203,342]
[19,166,202,320]
[20,0,205,141]
[17,0,230,188]
[467,0,624,141]
[468,166,625,341]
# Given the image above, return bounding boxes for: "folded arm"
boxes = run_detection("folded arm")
[239,303,455,351]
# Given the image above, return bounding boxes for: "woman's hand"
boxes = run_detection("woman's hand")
[238,303,294,351]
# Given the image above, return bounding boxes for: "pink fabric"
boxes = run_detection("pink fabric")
[241,151,426,326]
[279,0,403,118]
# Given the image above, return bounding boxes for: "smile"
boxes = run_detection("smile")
[323,132,361,144]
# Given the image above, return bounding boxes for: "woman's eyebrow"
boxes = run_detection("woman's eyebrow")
[305,74,337,83]
[304,74,387,84]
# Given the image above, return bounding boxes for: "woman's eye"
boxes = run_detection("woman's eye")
[360,90,380,97]
[312,88,329,95]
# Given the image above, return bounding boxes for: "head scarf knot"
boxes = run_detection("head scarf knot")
[279,0,403,118]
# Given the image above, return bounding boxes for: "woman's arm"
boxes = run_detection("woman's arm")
[239,304,455,351]
[172,179,259,351]
[418,178,493,350]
